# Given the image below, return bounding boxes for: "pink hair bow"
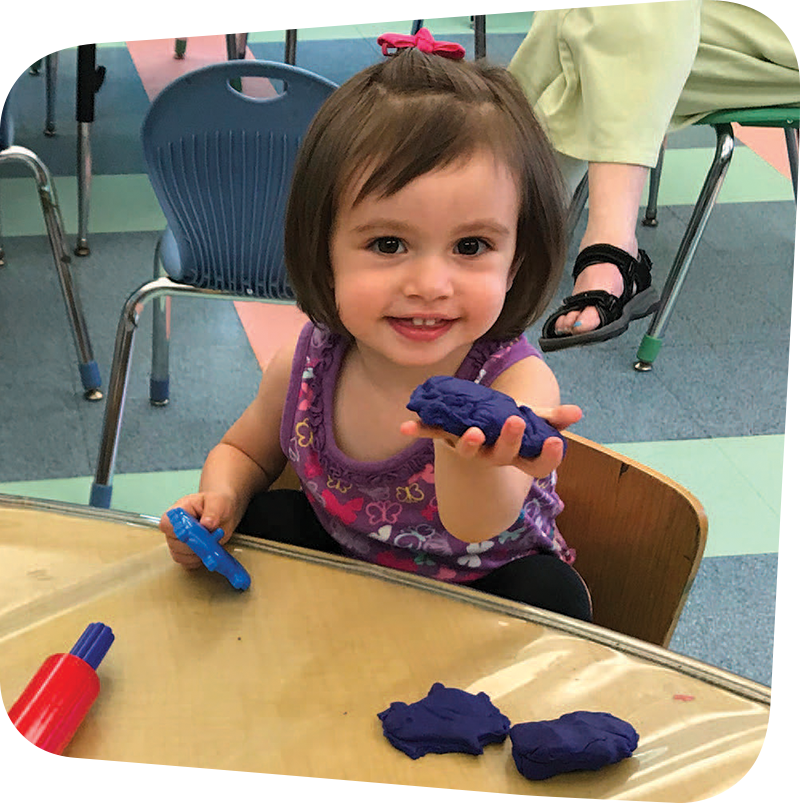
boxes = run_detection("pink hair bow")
[377,27,466,60]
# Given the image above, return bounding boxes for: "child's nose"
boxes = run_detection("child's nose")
[403,255,454,299]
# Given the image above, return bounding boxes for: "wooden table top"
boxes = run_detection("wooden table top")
[0,495,769,801]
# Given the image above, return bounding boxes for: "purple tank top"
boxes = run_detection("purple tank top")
[280,323,574,583]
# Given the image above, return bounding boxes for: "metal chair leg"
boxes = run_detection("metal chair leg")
[474,15,486,60]
[150,238,170,406]
[75,44,105,257]
[225,33,248,61]
[285,30,297,66]
[0,183,5,267]
[642,139,666,227]
[785,126,798,201]
[90,279,253,508]
[44,53,58,137]
[635,123,735,371]
[566,171,589,245]
[0,145,102,399]
[90,283,150,508]
[75,122,92,256]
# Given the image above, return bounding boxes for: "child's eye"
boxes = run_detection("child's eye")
[369,237,406,255]
[455,237,489,256]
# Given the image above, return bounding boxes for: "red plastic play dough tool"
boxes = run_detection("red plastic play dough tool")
[7,622,114,754]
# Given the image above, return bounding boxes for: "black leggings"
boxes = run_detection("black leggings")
[237,490,592,622]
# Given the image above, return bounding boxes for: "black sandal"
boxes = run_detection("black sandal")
[539,244,660,353]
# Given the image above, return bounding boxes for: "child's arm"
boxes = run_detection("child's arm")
[402,357,580,543]
[159,339,296,567]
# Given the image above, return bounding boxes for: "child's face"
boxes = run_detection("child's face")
[329,150,521,373]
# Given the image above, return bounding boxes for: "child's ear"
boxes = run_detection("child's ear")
[506,258,522,292]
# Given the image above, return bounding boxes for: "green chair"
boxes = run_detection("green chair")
[634,105,798,370]
[566,105,798,369]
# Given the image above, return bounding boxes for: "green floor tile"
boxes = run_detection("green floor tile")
[1,174,165,236]
[604,436,782,557]
[0,469,201,519]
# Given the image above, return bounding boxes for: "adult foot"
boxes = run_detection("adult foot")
[553,240,637,335]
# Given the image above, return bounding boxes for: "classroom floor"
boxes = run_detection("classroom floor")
[0,13,795,687]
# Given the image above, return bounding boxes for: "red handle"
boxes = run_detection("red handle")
[8,653,100,755]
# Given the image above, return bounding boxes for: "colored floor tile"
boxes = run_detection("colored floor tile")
[606,436,783,557]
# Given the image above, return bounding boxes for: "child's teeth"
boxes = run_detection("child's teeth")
[411,318,439,327]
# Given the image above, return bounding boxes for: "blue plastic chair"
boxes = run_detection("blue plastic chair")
[90,59,337,508]
[0,86,102,399]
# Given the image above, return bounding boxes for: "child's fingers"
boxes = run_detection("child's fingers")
[486,416,526,464]
[159,496,202,536]
[160,493,231,566]
[166,537,203,568]
[454,426,485,457]
[514,436,565,478]
[400,419,450,440]
[400,419,460,448]
[533,404,583,431]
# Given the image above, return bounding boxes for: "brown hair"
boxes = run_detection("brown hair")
[284,47,567,341]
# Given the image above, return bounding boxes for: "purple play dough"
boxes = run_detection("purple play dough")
[407,376,565,458]
[377,682,511,759]
[510,711,639,780]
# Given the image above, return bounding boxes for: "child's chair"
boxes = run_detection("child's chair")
[567,104,798,370]
[0,90,102,400]
[634,105,798,370]
[271,431,707,648]
[554,432,707,647]
[89,60,337,508]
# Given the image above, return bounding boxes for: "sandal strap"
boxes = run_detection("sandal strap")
[560,289,622,327]
[542,290,622,337]
[571,244,653,306]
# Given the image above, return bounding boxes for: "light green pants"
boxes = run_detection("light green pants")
[508,0,799,172]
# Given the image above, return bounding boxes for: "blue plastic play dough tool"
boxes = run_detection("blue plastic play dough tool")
[166,507,251,590]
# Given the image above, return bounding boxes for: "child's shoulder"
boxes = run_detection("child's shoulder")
[491,353,560,409]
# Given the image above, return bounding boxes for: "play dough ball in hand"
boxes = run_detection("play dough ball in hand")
[407,376,566,458]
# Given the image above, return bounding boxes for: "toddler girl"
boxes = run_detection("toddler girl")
[160,31,591,621]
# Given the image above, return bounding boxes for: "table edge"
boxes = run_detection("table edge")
[1,492,771,707]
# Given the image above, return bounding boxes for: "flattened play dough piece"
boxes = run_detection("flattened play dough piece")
[377,682,511,759]
[510,711,639,780]
[407,376,565,458]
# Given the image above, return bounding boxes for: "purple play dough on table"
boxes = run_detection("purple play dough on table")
[377,682,511,759]
[510,711,639,780]
[407,376,565,458]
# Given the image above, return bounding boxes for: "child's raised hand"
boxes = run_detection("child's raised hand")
[158,492,237,568]
[400,403,582,478]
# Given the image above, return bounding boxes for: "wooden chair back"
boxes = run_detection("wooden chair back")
[556,432,707,646]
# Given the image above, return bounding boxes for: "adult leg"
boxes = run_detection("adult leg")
[236,489,345,555]
[553,4,800,340]
[554,162,649,335]
[468,554,593,622]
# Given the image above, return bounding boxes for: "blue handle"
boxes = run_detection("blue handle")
[69,622,115,670]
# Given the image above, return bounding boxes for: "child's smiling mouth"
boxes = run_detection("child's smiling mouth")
[387,316,457,340]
